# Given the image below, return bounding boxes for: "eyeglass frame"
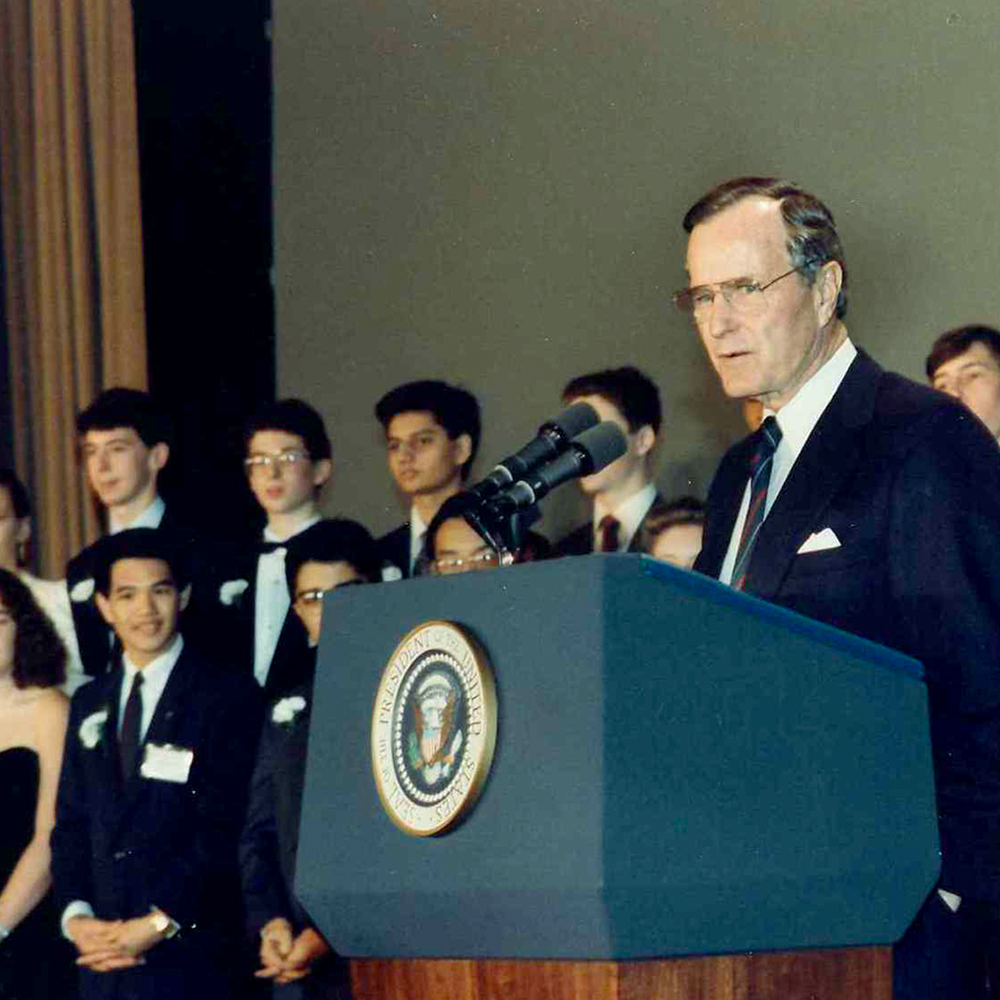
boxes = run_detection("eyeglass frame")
[430,550,500,575]
[672,266,804,317]
[244,449,311,472]
[294,579,366,605]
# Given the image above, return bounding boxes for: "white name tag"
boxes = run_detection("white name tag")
[140,743,194,784]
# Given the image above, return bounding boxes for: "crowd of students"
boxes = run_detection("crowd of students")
[3,311,1000,998]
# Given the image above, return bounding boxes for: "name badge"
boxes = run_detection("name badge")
[140,743,194,784]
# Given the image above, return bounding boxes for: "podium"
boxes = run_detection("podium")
[298,555,939,998]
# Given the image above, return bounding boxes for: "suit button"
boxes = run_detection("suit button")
[113,850,128,861]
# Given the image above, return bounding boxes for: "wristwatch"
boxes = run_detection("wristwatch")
[149,907,181,939]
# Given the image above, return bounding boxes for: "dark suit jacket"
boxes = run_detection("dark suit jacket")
[377,522,412,578]
[52,645,264,1000]
[66,504,217,677]
[240,664,348,997]
[552,491,661,557]
[696,350,1000,902]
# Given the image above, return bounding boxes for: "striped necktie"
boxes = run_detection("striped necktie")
[731,416,782,592]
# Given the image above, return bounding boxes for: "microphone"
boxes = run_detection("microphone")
[466,402,600,502]
[484,421,628,515]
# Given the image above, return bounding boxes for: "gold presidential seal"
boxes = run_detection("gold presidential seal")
[371,620,497,836]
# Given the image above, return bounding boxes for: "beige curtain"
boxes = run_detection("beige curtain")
[0,0,147,577]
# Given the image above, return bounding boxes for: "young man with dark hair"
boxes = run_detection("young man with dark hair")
[553,366,663,556]
[52,528,263,1000]
[68,388,181,677]
[374,380,481,578]
[216,399,333,694]
[926,325,1000,446]
[638,495,705,570]
[241,518,379,996]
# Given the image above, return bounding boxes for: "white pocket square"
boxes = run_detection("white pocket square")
[797,528,841,554]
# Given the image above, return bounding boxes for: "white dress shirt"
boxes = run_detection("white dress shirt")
[253,514,321,687]
[592,482,657,552]
[109,495,166,534]
[62,635,184,935]
[719,338,857,585]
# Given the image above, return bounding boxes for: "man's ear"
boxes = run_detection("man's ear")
[149,442,170,475]
[179,585,192,612]
[312,458,332,488]
[15,518,30,546]
[95,591,114,625]
[453,433,473,469]
[634,425,656,458]
[815,261,843,326]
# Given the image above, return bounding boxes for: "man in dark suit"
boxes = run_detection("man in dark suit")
[926,324,1000,448]
[680,176,1000,999]
[552,366,662,556]
[373,380,481,578]
[240,518,380,995]
[52,528,263,1000]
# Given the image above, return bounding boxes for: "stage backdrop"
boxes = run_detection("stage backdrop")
[273,0,1000,543]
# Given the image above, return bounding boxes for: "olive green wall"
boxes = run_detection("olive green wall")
[273,0,1000,541]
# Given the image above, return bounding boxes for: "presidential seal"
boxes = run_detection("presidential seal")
[371,620,497,836]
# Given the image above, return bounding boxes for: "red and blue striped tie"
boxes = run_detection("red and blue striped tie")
[731,416,782,592]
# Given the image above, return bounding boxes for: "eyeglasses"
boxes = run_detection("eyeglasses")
[672,267,802,318]
[244,450,310,472]
[431,550,499,575]
[294,579,366,605]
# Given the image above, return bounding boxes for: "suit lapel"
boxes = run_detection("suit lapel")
[744,352,880,599]
[697,437,757,579]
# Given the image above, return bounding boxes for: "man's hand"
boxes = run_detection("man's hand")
[256,917,295,979]
[67,913,168,972]
[272,927,332,984]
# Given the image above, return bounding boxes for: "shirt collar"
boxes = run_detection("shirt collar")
[767,337,857,466]
[264,512,322,545]
[593,482,657,548]
[110,495,165,534]
[122,634,184,686]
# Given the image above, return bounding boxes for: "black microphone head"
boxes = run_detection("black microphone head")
[540,401,600,441]
[571,422,628,475]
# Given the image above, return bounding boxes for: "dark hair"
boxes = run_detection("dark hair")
[374,380,481,479]
[244,399,332,463]
[424,495,480,561]
[0,470,30,519]
[639,496,705,555]
[925,325,1000,380]
[562,365,662,435]
[284,519,381,592]
[0,569,66,689]
[682,177,848,320]
[93,528,190,596]
[76,387,173,449]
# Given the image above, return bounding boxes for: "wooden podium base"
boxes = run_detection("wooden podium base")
[349,947,891,999]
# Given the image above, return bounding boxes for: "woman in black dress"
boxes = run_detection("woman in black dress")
[0,569,73,998]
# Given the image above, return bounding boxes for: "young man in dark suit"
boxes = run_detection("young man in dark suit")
[679,176,1000,999]
[926,324,1000,448]
[552,366,662,556]
[52,528,263,1000]
[215,399,333,696]
[240,518,380,995]
[373,380,480,578]
[67,389,176,677]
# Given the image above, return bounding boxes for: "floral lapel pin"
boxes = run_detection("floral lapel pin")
[79,708,109,749]
[219,579,250,606]
[272,695,307,726]
[70,578,96,603]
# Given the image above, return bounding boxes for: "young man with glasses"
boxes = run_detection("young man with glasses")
[216,399,333,694]
[680,176,1000,1000]
[240,518,378,995]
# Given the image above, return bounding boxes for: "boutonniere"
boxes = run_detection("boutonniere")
[70,578,96,603]
[219,579,250,606]
[272,695,307,726]
[79,708,109,749]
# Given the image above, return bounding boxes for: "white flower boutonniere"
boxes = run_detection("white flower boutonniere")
[70,578,95,603]
[219,579,250,606]
[272,696,307,725]
[79,708,109,749]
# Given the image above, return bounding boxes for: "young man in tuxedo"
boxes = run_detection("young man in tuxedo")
[52,528,263,1000]
[68,389,177,677]
[552,366,662,556]
[374,380,480,578]
[926,324,1000,447]
[216,399,333,695]
[680,176,1000,999]
[240,519,380,995]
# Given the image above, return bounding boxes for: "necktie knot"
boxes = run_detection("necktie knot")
[750,416,782,474]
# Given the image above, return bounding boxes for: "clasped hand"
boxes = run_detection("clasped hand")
[67,915,164,972]
[257,917,331,984]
